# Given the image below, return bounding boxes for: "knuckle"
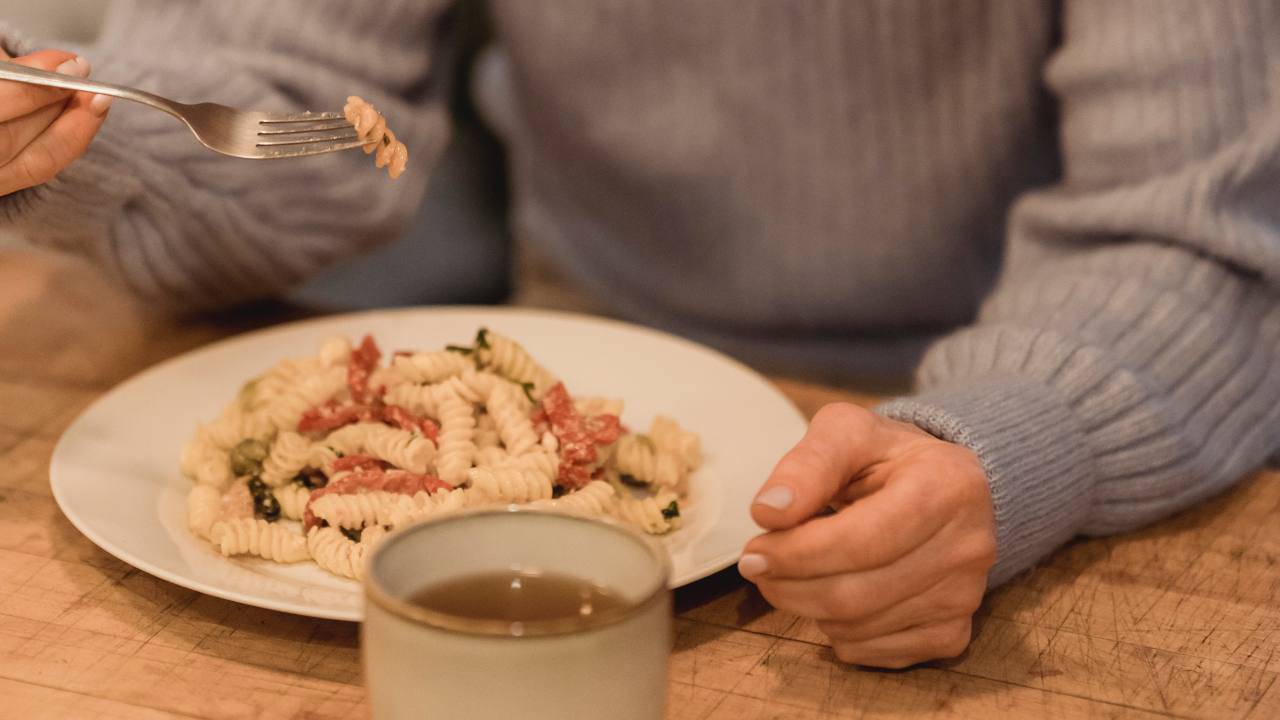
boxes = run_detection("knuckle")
[812,402,871,433]
[15,152,54,188]
[931,620,973,658]
[955,533,998,570]
[815,590,851,620]
[831,642,864,665]
[0,123,16,163]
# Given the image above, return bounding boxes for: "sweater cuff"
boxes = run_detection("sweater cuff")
[877,378,1095,587]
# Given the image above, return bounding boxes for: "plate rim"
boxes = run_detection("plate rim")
[51,305,805,622]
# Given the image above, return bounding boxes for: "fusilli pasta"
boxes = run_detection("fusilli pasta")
[649,415,702,471]
[182,330,700,581]
[614,433,685,492]
[211,518,309,562]
[261,431,314,486]
[435,389,476,484]
[615,490,683,535]
[475,330,557,397]
[344,95,409,179]
[392,351,470,384]
[467,465,553,505]
[487,382,539,455]
[273,482,312,521]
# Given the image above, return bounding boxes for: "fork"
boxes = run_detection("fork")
[0,61,364,159]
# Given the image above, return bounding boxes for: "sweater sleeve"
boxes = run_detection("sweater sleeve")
[878,0,1280,586]
[0,0,452,310]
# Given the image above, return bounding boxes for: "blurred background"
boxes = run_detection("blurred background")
[0,0,513,310]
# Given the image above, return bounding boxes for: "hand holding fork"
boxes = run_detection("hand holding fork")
[0,47,361,197]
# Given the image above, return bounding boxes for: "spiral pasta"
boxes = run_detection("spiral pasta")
[508,448,558,483]
[476,330,557,397]
[574,396,625,417]
[181,329,698,581]
[307,526,372,580]
[383,382,438,418]
[181,438,235,489]
[467,465,553,505]
[187,485,223,540]
[261,432,315,486]
[392,351,470,384]
[262,367,347,431]
[435,389,476,484]
[487,383,539,455]
[344,95,409,179]
[318,336,352,368]
[210,518,309,562]
[614,434,685,492]
[649,416,702,471]
[473,446,510,468]
[615,490,683,535]
[361,424,437,474]
[474,413,501,449]
[435,369,502,405]
[199,405,276,451]
[529,480,618,518]
[273,482,312,521]
[310,488,468,530]
[251,358,329,411]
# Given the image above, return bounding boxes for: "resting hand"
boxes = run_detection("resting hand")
[739,403,997,668]
[0,47,111,197]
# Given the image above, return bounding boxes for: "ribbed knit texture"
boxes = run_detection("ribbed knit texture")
[880,0,1280,583]
[4,0,1279,584]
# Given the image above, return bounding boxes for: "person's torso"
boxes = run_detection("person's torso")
[482,0,1061,372]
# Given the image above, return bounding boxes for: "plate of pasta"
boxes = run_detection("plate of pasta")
[50,308,807,621]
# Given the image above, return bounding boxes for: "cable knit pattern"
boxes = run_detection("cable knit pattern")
[3,1,1279,586]
[880,0,1280,585]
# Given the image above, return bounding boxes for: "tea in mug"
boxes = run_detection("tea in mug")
[407,569,626,624]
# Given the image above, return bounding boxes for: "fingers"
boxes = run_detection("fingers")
[742,466,943,580]
[754,562,924,621]
[829,618,973,669]
[0,90,108,196]
[0,101,65,167]
[750,534,986,621]
[750,403,883,531]
[0,50,88,122]
[806,572,987,638]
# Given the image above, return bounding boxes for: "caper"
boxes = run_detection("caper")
[230,438,269,476]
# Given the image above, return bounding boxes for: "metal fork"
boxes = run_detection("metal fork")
[0,61,364,159]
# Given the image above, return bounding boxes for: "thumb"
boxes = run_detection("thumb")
[750,403,883,531]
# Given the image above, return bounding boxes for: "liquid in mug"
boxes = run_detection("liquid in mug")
[407,569,626,623]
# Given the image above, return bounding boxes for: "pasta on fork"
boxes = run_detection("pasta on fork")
[343,95,408,179]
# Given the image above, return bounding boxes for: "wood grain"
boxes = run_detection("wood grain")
[1,248,1277,719]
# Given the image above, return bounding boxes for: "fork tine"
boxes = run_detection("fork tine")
[258,139,367,159]
[260,111,345,123]
[256,130,361,147]
[258,121,353,136]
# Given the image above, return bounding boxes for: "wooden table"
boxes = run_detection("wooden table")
[2,249,1278,719]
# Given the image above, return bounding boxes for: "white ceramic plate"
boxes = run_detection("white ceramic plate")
[51,307,807,621]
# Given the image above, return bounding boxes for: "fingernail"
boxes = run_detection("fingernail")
[754,485,794,510]
[56,56,90,78]
[90,94,114,115]
[738,553,769,578]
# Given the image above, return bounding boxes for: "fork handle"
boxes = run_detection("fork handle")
[0,61,183,118]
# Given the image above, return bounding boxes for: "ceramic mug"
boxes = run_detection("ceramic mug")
[363,508,672,720]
